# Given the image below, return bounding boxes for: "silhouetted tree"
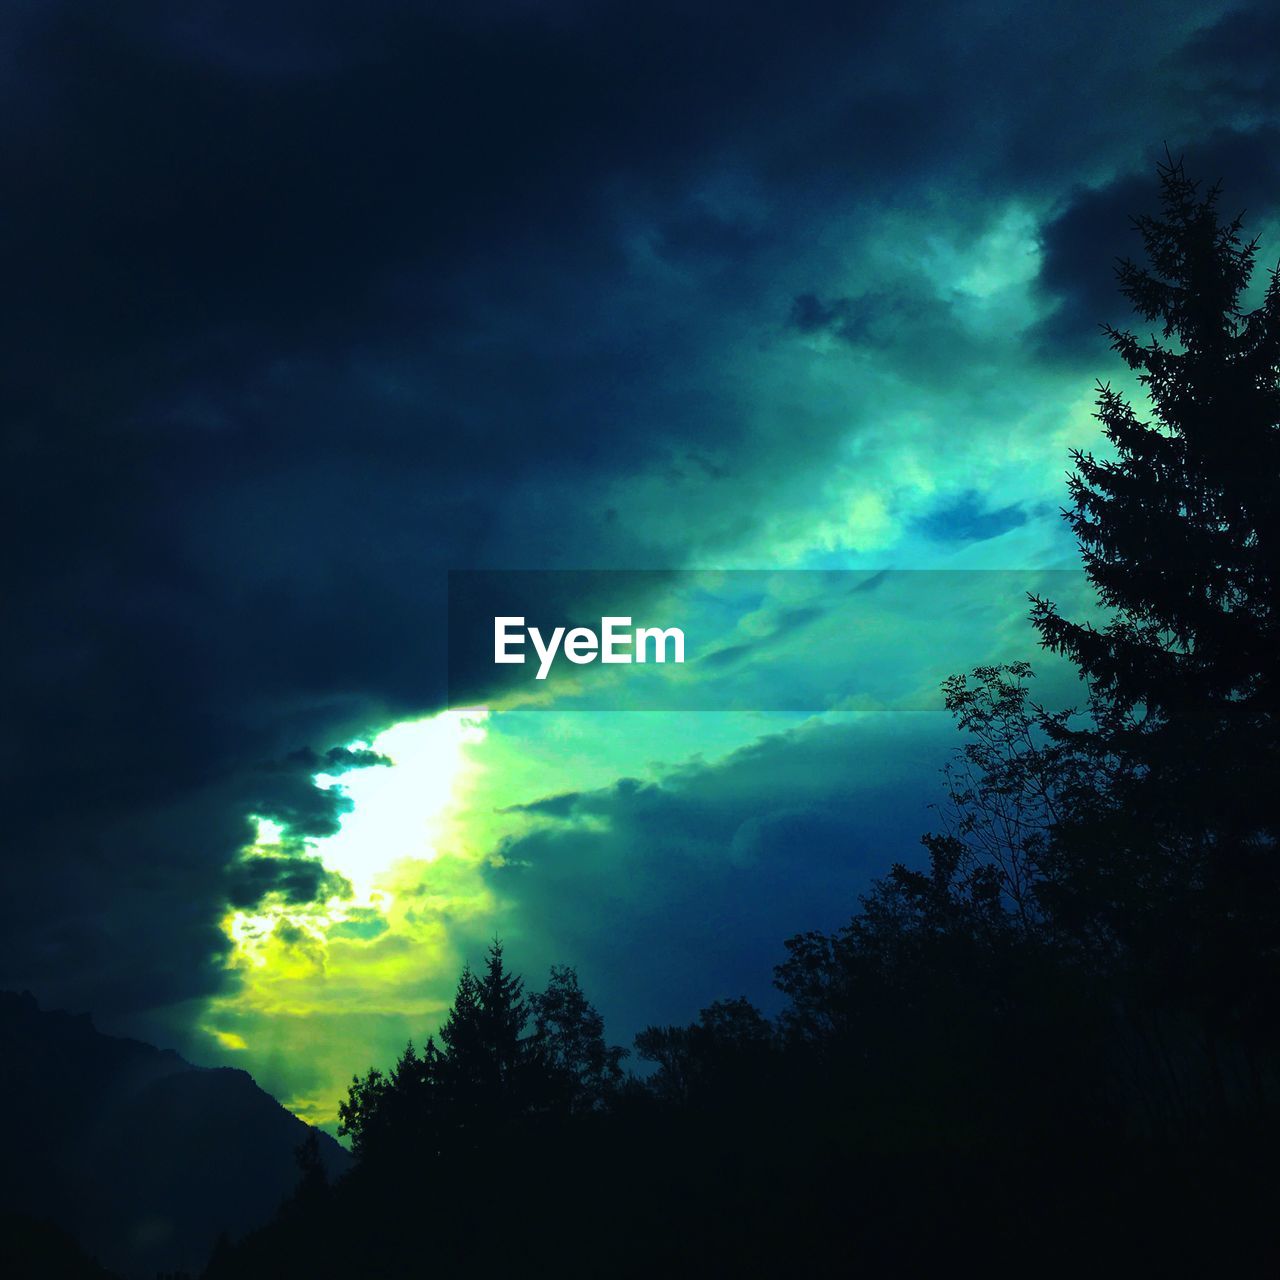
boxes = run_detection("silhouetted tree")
[635,997,774,1108]
[436,940,538,1128]
[529,965,627,1114]
[931,662,1134,934]
[1034,157,1279,731]
[338,945,627,1163]
[1030,156,1280,1062]
[336,1064,386,1160]
[632,1023,695,1105]
[291,1132,329,1205]
[339,1036,449,1164]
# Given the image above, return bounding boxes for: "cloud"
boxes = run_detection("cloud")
[3,0,1278,1043]
[914,492,1031,545]
[225,856,353,912]
[1031,123,1280,359]
[313,747,392,773]
[481,714,956,1035]
[1030,173,1156,357]
[787,287,957,349]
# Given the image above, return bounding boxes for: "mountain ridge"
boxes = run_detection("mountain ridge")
[0,990,350,1278]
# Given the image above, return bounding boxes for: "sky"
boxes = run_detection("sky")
[4,0,1280,1128]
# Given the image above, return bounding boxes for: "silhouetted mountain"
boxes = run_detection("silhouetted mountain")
[1,1212,118,1279]
[0,991,349,1278]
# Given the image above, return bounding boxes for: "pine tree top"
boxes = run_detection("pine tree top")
[1032,155,1280,727]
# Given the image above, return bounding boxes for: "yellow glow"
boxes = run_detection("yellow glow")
[310,709,488,898]
[207,707,498,1123]
[205,705,790,1128]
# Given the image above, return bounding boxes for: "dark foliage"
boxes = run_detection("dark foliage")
[1030,156,1280,1081]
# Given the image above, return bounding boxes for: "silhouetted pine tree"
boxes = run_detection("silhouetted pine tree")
[337,1039,443,1162]
[1031,155,1280,1059]
[438,941,536,1126]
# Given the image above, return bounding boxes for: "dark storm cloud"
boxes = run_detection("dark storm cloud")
[226,854,352,911]
[246,750,381,842]
[500,792,587,821]
[307,747,391,774]
[1032,124,1280,358]
[915,492,1030,545]
[788,287,955,348]
[483,715,953,1036]
[3,0,1275,1025]
[1030,173,1156,357]
[1174,7,1280,116]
